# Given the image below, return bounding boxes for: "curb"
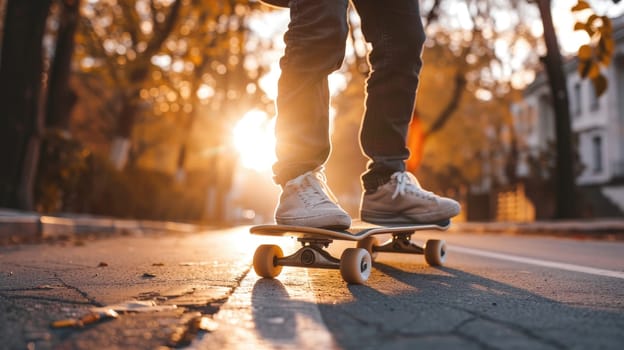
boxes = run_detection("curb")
[3,209,624,244]
[0,215,40,243]
[0,211,203,244]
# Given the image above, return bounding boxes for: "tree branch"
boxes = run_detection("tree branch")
[426,72,467,135]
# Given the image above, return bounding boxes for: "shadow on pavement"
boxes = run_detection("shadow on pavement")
[251,278,297,342]
[245,256,624,349]
[321,260,624,349]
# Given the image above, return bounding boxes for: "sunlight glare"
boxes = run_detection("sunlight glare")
[233,110,276,172]
[259,62,280,100]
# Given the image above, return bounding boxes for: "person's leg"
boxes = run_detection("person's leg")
[273,0,349,186]
[273,0,351,228]
[353,0,460,224]
[353,0,425,191]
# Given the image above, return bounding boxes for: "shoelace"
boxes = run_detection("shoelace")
[391,172,436,200]
[290,168,339,205]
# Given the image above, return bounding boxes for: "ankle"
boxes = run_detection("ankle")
[363,174,393,194]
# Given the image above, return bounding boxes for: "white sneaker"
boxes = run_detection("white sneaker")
[360,171,460,224]
[275,169,352,229]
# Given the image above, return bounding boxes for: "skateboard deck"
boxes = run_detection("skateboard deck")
[251,219,450,285]
[250,219,450,241]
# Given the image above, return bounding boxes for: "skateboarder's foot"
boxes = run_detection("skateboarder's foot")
[360,171,460,225]
[275,168,352,229]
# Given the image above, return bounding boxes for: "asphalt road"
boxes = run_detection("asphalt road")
[1,227,623,349]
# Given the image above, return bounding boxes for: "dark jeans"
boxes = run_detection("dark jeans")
[273,0,425,192]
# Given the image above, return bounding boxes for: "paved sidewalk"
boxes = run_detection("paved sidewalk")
[2,208,623,244]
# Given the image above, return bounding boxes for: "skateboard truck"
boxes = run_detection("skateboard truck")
[276,239,341,270]
[373,233,425,255]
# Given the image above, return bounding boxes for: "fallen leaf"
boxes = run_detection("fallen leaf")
[51,319,80,328]
[91,300,177,313]
[50,309,118,329]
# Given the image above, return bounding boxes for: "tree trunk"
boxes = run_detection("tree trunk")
[0,0,52,209]
[45,0,81,130]
[109,98,137,169]
[536,0,577,219]
[109,0,182,170]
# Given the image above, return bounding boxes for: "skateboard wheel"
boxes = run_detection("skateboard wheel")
[356,236,379,261]
[253,244,283,278]
[340,248,372,284]
[424,239,446,266]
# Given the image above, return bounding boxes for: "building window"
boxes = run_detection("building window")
[573,82,582,116]
[590,84,600,111]
[592,135,603,173]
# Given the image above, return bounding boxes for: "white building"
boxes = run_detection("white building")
[511,15,624,217]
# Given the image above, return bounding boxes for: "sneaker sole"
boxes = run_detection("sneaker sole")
[276,215,351,230]
[361,208,458,225]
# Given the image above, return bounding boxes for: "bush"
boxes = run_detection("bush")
[36,133,209,222]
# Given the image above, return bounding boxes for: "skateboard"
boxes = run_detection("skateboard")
[250,219,450,285]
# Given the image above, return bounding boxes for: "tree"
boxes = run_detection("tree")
[76,0,182,169]
[131,0,271,222]
[73,1,272,171]
[68,0,273,222]
[535,0,577,218]
[152,0,270,175]
[411,0,619,219]
[46,0,82,130]
[0,0,53,209]
[45,0,81,130]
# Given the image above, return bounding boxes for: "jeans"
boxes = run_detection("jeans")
[273,0,425,192]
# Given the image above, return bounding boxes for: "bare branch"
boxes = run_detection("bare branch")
[426,73,467,135]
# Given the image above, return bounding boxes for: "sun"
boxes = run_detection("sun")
[233,110,277,172]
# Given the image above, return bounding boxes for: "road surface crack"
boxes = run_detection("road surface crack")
[0,293,96,306]
[54,274,103,307]
[450,305,567,349]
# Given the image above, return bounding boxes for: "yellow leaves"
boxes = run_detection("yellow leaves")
[586,14,599,33]
[577,54,608,97]
[573,21,586,32]
[571,0,590,12]
[592,75,608,98]
[572,1,614,98]
[598,35,614,65]
[577,45,602,80]
[600,15,613,34]
[577,59,598,79]
[577,44,592,60]
[574,14,612,38]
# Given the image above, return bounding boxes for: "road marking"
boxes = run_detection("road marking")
[449,245,624,280]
